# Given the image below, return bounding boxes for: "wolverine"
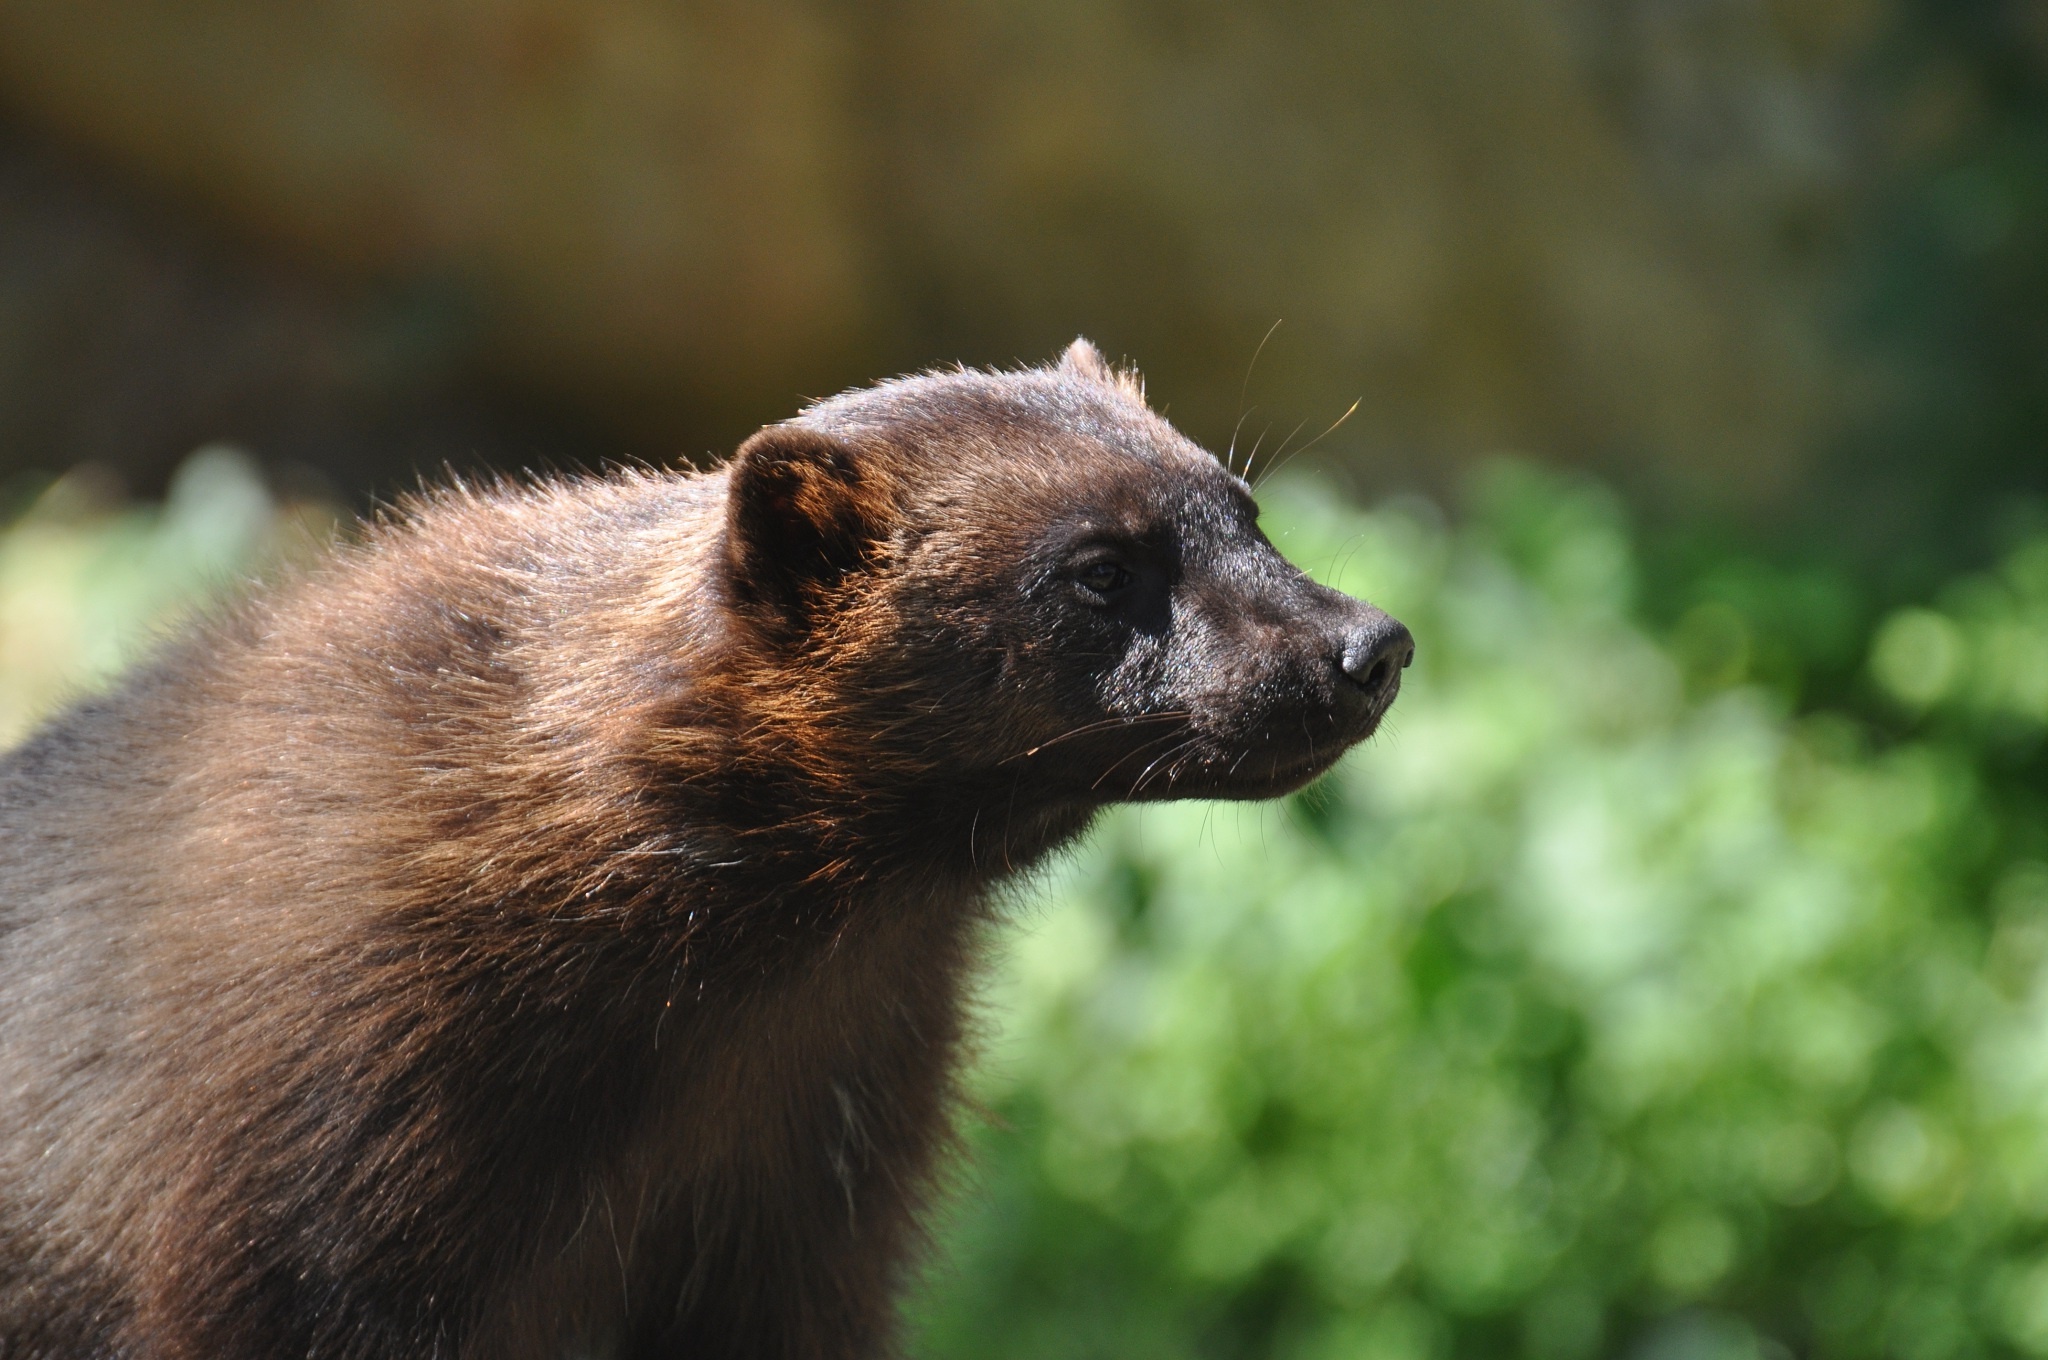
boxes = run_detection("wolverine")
[0,341,1410,1358]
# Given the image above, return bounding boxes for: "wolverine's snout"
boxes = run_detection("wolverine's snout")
[1336,608,1413,710]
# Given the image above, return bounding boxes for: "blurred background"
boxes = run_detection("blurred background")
[3,1,2047,1356]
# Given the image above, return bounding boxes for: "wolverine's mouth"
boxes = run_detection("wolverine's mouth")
[1116,711,1387,802]
[1057,676,1398,803]
[1174,745,1350,800]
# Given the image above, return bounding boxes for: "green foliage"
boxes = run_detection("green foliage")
[916,468,2048,1360]
[0,447,288,746]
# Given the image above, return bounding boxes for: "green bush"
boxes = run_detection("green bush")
[0,447,295,746]
[7,455,2048,1359]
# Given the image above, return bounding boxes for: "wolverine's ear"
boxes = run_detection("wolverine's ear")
[725,425,887,629]
[1058,338,1146,405]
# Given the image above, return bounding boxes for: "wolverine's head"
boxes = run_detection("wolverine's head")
[719,339,1409,815]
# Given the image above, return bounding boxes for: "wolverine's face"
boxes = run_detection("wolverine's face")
[987,443,1407,802]
[731,341,1409,808]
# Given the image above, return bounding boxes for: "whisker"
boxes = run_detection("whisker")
[1002,711,1193,764]
[1090,730,1196,792]
[1227,319,1284,475]
[1246,415,1310,486]
[1254,397,1362,491]
[1226,407,1256,478]
[1240,421,1274,485]
[1127,737,1202,798]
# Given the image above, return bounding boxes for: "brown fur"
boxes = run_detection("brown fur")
[0,341,1408,1358]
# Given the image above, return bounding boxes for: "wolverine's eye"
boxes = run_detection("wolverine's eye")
[1074,560,1134,600]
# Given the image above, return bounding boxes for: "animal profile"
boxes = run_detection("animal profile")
[0,340,1410,1358]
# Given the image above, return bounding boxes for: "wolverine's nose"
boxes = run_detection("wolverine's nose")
[1338,612,1414,703]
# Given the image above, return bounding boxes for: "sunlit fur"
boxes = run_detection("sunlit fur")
[0,341,1405,1359]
